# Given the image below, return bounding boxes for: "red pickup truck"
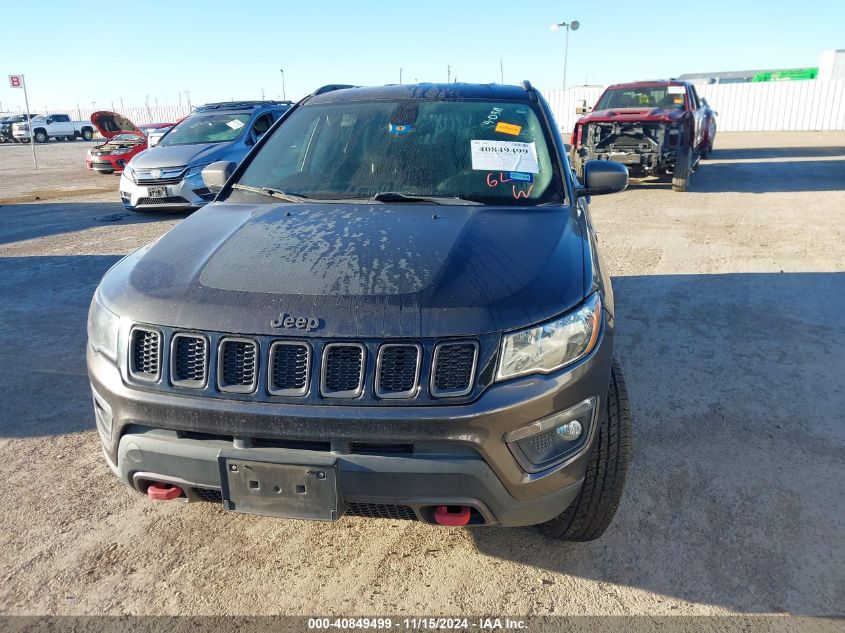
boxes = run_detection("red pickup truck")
[571,80,716,192]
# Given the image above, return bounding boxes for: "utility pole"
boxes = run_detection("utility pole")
[550,20,580,91]
[21,75,37,169]
[499,59,504,84]
[399,68,403,84]
[447,64,451,83]
[279,68,286,101]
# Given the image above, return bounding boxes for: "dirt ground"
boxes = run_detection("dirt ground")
[0,139,114,204]
[0,133,843,621]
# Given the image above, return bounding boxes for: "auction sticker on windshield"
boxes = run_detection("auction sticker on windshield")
[471,140,539,173]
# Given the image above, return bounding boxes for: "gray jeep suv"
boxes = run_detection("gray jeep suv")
[87,82,631,539]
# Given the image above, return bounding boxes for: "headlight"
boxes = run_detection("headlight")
[185,163,212,178]
[496,293,602,381]
[123,165,136,182]
[87,290,120,362]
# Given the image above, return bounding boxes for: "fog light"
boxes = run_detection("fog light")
[505,397,596,472]
[556,420,582,440]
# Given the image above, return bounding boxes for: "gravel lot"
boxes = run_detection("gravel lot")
[0,139,114,204]
[0,133,843,621]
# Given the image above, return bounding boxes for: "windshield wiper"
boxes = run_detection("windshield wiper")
[231,183,310,203]
[369,192,482,205]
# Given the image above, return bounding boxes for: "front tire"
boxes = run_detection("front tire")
[34,130,48,143]
[539,360,631,541]
[672,146,691,192]
[82,128,93,141]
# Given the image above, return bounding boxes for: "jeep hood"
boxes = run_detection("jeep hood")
[579,107,686,125]
[90,111,142,139]
[129,142,232,169]
[100,202,587,338]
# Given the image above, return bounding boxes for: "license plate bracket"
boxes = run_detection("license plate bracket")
[218,453,340,521]
[147,186,167,197]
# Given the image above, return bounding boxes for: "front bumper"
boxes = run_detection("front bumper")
[118,171,211,211]
[88,319,614,527]
[578,146,678,174]
[87,157,127,173]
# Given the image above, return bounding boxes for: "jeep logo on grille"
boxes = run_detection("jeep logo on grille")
[271,312,321,332]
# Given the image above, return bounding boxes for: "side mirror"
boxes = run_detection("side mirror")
[201,160,237,193]
[575,100,592,115]
[575,160,628,197]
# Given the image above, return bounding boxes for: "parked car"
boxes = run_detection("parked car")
[12,113,95,143]
[87,82,632,539]
[119,100,292,212]
[0,113,39,143]
[570,80,715,191]
[86,112,174,174]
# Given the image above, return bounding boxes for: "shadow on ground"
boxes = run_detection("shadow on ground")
[472,272,845,614]
[0,254,122,437]
[615,144,845,193]
[0,201,191,245]
[712,146,845,160]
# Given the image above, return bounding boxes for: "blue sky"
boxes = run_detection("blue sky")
[1,0,842,111]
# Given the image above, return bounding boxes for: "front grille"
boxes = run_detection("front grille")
[170,334,208,388]
[431,342,478,397]
[321,344,365,398]
[136,177,183,185]
[136,196,189,206]
[376,344,421,398]
[129,327,161,381]
[268,342,311,396]
[218,338,258,393]
[126,324,486,403]
[346,503,417,521]
[192,488,223,503]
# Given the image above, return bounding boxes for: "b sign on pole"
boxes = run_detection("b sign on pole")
[8,74,37,169]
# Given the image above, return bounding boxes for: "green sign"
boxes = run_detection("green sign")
[751,68,818,82]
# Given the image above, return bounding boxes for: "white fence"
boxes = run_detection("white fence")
[544,79,845,134]
[5,79,845,134]
[0,104,193,127]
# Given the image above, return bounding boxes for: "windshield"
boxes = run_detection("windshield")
[158,112,250,146]
[596,86,686,110]
[235,99,564,205]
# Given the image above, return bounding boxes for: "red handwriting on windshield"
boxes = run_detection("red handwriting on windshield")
[486,172,511,187]
[512,185,534,199]
[486,172,533,199]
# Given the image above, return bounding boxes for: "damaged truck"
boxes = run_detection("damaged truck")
[570,80,716,192]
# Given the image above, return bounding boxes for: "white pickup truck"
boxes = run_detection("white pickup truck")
[12,113,95,143]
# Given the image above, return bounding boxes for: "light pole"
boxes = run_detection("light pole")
[550,20,580,91]
[279,68,286,101]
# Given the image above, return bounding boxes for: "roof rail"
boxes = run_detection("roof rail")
[194,100,292,111]
[312,84,357,96]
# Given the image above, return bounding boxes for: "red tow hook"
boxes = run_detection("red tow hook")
[146,482,183,501]
[434,505,471,526]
